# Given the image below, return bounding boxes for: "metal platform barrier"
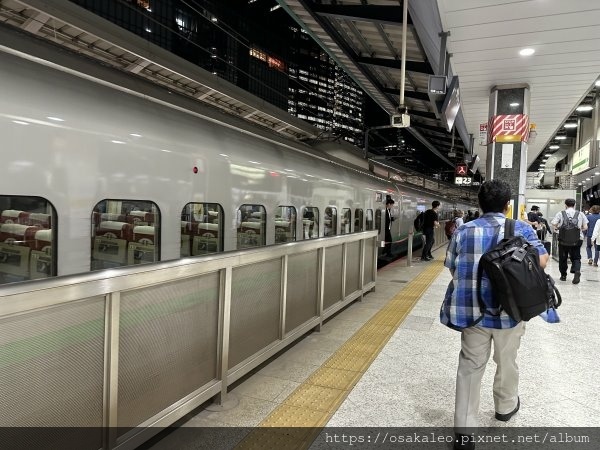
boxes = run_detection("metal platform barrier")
[0,231,377,450]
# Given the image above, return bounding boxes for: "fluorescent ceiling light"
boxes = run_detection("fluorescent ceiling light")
[555,136,567,140]
[549,145,560,150]
[509,102,520,107]
[519,48,535,56]
[563,123,578,128]
[545,153,552,156]
[576,105,593,112]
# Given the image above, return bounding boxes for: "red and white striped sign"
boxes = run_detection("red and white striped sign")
[487,114,530,143]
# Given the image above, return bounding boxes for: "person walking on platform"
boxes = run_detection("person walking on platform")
[384,197,395,257]
[421,200,440,261]
[585,205,600,266]
[592,217,600,267]
[551,198,588,284]
[441,179,548,450]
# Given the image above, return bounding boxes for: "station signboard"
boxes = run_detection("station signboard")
[455,176,472,185]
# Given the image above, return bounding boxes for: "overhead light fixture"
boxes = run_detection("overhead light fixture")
[549,145,560,150]
[545,153,552,157]
[563,123,578,128]
[555,136,567,140]
[519,48,535,56]
[586,178,591,181]
[576,105,593,112]
[510,102,520,107]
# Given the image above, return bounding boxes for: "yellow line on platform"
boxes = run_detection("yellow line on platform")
[236,260,445,450]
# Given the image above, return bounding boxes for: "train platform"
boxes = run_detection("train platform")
[143,241,600,449]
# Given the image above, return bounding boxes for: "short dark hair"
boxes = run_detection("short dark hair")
[565,198,576,207]
[531,205,539,211]
[478,179,511,213]
[432,200,440,208]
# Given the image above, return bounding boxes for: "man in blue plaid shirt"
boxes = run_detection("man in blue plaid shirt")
[442,180,548,450]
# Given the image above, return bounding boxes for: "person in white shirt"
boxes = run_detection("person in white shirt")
[551,198,588,284]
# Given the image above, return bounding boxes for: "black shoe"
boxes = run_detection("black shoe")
[454,434,475,450]
[495,397,520,422]
[572,273,581,284]
[559,275,567,281]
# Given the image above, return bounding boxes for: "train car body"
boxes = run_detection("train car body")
[0,46,473,285]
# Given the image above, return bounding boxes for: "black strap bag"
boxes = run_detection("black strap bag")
[476,219,561,322]
[558,211,580,246]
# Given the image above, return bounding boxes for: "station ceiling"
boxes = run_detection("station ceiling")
[277,0,470,176]
[436,0,600,178]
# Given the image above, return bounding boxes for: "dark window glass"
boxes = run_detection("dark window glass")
[302,207,319,239]
[355,209,364,232]
[0,196,56,285]
[238,204,266,248]
[366,209,374,230]
[341,208,351,235]
[181,203,224,256]
[324,206,337,237]
[275,206,296,243]
[92,199,160,270]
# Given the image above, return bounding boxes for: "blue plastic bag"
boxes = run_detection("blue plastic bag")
[539,308,560,323]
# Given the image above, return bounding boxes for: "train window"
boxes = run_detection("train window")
[324,206,337,237]
[366,209,374,230]
[91,199,160,271]
[375,209,382,233]
[341,208,351,235]
[355,209,364,232]
[302,207,319,239]
[0,196,56,285]
[237,204,266,249]
[275,206,296,243]
[181,203,224,257]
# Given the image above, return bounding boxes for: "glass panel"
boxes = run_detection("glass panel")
[237,204,266,249]
[0,196,56,285]
[181,203,224,257]
[324,207,337,237]
[341,208,351,235]
[302,207,319,239]
[275,206,296,244]
[92,199,160,271]
[366,209,374,230]
[355,209,364,232]
[375,209,382,233]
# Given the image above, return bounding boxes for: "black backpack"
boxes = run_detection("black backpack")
[413,212,425,232]
[476,219,561,323]
[558,211,580,246]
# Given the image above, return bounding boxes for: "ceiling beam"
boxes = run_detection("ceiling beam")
[310,3,412,26]
[356,56,432,74]
[381,86,428,101]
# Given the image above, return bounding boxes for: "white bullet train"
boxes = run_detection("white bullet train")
[0,43,474,286]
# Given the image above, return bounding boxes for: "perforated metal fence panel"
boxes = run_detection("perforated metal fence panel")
[229,259,282,368]
[285,250,319,333]
[363,238,375,285]
[118,273,219,430]
[323,245,343,309]
[0,298,105,448]
[345,241,360,295]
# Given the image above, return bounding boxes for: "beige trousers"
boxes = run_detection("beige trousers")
[454,322,525,431]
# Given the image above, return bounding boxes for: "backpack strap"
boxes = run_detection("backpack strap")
[475,218,515,322]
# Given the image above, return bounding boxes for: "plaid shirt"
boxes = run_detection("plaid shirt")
[441,213,547,330]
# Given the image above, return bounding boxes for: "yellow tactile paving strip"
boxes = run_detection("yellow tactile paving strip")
[236,260,445,450]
